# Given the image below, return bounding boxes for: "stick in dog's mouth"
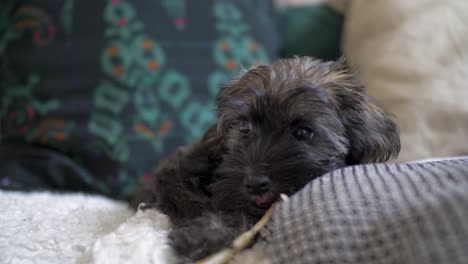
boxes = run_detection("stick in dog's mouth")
[195,193,289,264]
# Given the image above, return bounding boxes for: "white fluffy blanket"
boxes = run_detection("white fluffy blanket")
[344,0,468,161]
[0,191,176,264]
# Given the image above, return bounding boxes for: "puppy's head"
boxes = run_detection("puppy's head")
[210,57,400,217]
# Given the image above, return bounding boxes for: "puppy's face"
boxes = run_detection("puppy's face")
[209,57,400,218]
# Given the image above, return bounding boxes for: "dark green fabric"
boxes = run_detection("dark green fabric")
[277,5,343,60]
[0,0,279,200]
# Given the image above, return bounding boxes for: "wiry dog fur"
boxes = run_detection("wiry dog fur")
[131,57,400,261]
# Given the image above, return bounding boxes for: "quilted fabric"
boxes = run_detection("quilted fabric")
[259,159,468,264]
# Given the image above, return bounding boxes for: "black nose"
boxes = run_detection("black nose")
[244,176,270,194]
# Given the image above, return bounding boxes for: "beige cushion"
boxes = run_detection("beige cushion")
[344,0,468,161]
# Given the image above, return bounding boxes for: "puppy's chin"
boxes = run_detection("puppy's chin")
[246,205,270,218]
[209,188,272,219]
[219,190,288,219]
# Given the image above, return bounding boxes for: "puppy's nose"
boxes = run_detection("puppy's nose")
[244,176,270,194]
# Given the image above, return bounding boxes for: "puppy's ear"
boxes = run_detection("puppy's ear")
[328,58,400,164]
[215,64,272,135]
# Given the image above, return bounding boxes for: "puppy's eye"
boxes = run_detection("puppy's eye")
[293,127,313,141]
[239,119,251,133]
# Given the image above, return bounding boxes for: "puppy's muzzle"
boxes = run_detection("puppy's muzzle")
[244,175,270,195]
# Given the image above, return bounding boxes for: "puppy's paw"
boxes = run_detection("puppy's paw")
[169,213,242,261]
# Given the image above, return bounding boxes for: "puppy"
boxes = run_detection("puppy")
[132,57,400,261]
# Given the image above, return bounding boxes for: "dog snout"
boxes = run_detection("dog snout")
[244,176,270,194]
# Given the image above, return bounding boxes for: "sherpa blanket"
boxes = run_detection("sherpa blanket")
[0,191,175,264]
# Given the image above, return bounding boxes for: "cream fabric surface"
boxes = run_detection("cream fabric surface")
[344,0,468,161]
[0,191,174,264]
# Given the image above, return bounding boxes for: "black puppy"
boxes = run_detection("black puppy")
[132,57,400,261]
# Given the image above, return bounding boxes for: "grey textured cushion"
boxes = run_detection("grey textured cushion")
[260,159,468,264]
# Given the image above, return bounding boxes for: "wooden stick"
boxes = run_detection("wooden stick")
[195,194,288,264]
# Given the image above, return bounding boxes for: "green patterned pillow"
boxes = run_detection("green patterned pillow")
[0,0,279,199]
